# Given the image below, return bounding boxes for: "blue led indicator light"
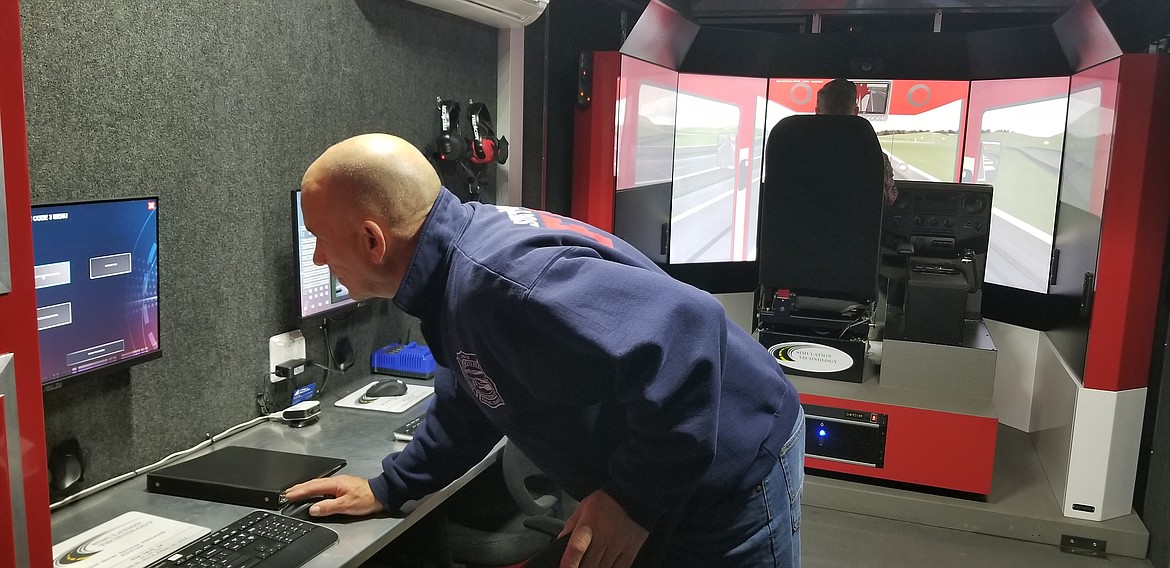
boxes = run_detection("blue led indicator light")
[818,429,827,437]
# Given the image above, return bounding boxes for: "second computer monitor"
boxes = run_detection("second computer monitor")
[292,190,357,319]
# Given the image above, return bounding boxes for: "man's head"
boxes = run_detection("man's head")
[300,133,441,300]
[816,78,860,115]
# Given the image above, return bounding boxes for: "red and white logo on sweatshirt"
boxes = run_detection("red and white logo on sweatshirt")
[495,205,613,248]
[456,351,505,408]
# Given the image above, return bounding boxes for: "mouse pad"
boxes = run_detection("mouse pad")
[334,381,434,413]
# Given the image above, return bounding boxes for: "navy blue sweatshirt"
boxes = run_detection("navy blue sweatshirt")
[367,188,802,530]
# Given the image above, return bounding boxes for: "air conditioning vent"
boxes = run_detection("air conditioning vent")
[404,0,548,28]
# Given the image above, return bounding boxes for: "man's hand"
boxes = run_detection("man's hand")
[558,490,648,568]
[283,474,384,518]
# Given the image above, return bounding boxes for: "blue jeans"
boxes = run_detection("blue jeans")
[656,409,805,567]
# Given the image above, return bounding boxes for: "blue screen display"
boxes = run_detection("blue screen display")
[31,197,161,386]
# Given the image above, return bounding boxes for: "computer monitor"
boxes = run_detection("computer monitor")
[855,80,891,117]
[292,190,356,319]
[31,196,162,388]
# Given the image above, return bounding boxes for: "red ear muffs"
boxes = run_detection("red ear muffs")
[470,136,496,164]
[435,98,467,163]
[468,101,506,165]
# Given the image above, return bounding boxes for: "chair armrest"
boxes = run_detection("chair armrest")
[522,515,565,537]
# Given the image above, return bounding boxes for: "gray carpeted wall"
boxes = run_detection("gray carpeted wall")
[20,0,499,494]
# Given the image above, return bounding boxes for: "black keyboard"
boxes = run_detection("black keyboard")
[393,416,424,442]
[145,510,338,568]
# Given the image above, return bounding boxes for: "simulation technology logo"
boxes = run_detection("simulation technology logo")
[768,341,854,373]
[54,534,104,565]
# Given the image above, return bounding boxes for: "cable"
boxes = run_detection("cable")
[839,313,873,339]
[49,411,290,511]
[322,318,333,372]
[316,320,353,397]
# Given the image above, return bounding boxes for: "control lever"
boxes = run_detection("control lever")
[959,249,978,293]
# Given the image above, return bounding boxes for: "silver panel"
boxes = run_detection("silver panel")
[1,354,29,568]
[1051,0,1122,73]
[880,320,997,399]
[620,0,699,70]
[0,113,10,296]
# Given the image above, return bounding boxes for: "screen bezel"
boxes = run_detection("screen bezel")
[291,189,360,320]
[32,195,163,391]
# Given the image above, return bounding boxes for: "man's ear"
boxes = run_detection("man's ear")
[361,220,387,263]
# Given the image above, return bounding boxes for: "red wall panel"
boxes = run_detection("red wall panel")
[571,51,620,231]
[1084,55,1170,391]
[1,0,53,564]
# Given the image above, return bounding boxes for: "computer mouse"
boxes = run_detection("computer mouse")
[363,379,408,399]
[282,495,328,521]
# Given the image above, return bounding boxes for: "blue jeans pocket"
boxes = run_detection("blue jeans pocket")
[778,408,805,533]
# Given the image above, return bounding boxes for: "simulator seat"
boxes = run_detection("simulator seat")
[443,441,575,568]
[756,115,886,380]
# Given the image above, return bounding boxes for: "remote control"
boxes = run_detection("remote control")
[393,416,424,442]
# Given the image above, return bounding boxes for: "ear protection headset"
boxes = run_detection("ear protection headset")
[467,101,509,165]
[434,98,468,163]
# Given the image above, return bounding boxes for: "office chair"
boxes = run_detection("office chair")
[443,441,572,568]
[756,115,885,369]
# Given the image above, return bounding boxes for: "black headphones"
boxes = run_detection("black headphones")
[434,98,468,163]
[467,101,509,166]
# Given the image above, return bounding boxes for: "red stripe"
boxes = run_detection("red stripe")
[571,52,621,231]
[0,0,53,563]
[1084,55,1170,391]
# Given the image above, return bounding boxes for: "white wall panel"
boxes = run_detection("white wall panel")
[1064,386,1146,521]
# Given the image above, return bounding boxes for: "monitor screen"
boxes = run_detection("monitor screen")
[293,190,356,319]
[963,76,1069,293]
[31,196,162,388]
[855,80,891,117]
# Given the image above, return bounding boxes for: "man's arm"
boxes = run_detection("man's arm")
[367,366,503,510]
[286,366,503,517]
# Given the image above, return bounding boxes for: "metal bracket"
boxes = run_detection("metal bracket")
[1060,535,1107,558]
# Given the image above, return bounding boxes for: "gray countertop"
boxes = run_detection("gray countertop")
[50,377,501,568]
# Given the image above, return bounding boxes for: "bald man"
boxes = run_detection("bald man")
[285,134,805,568]
[816,78,899,205]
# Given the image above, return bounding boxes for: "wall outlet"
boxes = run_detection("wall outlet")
[269,330,307,383]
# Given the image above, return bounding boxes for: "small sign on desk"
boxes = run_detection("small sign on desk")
[52,511,209,567]
[335,381,434,413]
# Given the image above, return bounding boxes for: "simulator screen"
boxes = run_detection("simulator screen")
[965,76,1069,293]
[668,73,767,264]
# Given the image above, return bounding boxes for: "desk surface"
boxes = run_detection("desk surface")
[50,377,500,568]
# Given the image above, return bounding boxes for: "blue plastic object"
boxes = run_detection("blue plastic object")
[371,342,436,379]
